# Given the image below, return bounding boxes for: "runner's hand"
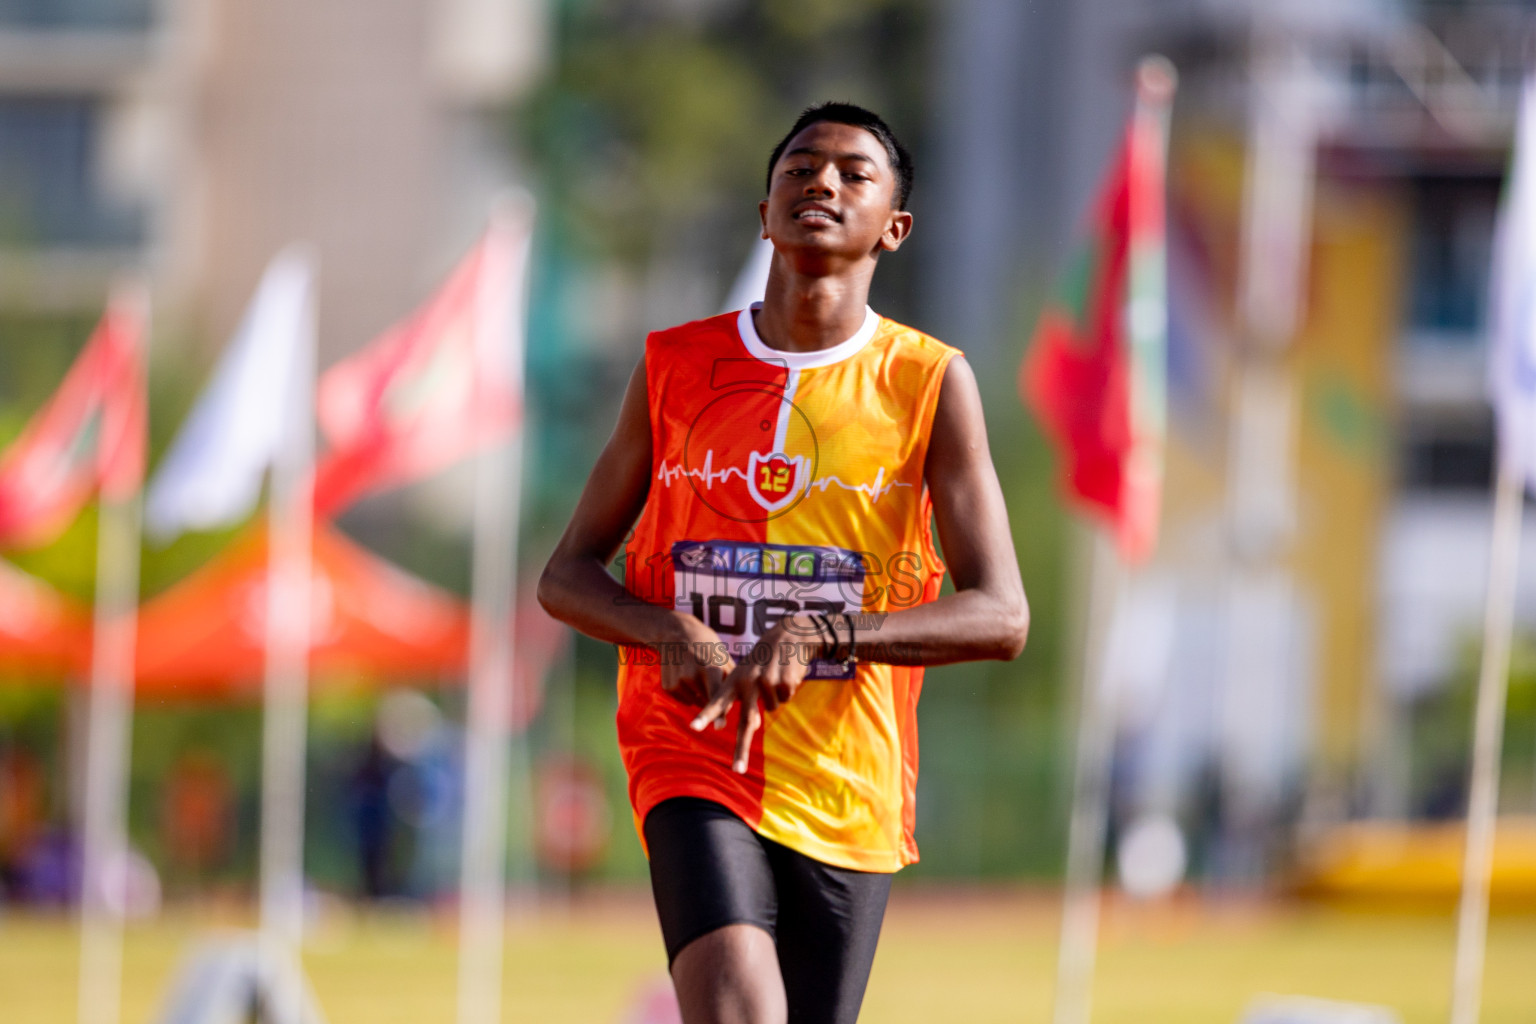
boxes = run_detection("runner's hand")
[689,615,824,773]
[658,614,735,707]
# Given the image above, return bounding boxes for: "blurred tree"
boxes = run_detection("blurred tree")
[1409,630,1536,819]
[517,0,929,305]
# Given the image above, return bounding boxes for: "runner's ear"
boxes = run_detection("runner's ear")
[878,210,913,253]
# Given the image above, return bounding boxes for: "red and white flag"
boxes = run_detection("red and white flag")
[312,207,531,515]
[1020,62,1174,565]
[0,286,148,549]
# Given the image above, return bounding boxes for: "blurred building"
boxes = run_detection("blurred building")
[1155,3,1536,833]
[0,0,546,359]
[928,0,1536,875]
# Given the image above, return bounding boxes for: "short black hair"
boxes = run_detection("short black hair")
[765,102,913,211]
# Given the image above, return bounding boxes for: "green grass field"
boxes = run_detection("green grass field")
[5,889,1534,1023]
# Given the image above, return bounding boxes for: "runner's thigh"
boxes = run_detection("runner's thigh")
[764,837,892,1024]
[644,797,779,966]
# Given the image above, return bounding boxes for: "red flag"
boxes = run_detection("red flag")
[312,213,529,515]
[1021,65,1172,563]
[0,288,147,549]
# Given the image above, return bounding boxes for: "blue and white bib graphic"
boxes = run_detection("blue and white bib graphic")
[671,540,866,680]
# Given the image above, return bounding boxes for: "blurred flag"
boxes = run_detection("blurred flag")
[144,248,317,541]
[312,209,531,515]
[0,559,90,672]
[0,288,147,549]
[1020,64,1173,563]
[1488,74,1536,490]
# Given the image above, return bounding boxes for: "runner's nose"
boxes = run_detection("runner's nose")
[803,165,837,197]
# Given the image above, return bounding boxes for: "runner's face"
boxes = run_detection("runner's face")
[760,121,911,260]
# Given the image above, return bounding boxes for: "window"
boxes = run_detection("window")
[0,96,142,247]
[0,0,152,31]
[1399,423,1495,492]
[1404,174,1500,340]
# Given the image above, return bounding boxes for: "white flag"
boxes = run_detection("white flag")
[721,236,773,314]
[145,248,316,540]
[1489,75,1536,491]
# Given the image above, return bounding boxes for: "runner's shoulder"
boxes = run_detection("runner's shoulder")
[645,310,741,357]
[868,315,965,369]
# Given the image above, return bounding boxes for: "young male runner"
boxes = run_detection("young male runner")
[539,103,1028,1024]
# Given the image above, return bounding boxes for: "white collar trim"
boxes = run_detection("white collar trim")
[735,302,880,370]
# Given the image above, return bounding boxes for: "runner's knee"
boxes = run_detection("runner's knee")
[670,923,786,1024]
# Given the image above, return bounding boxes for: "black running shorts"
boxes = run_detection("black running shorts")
[643,796,893,1024]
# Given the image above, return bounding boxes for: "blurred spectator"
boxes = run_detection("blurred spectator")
[159,749,233,894]
[0,745,45,899]
[375,689,464,900]
[534,753,611,878]
[348,733,399,899]
[20,828,77,906]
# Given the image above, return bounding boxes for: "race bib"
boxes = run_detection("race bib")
[671,540,867,680]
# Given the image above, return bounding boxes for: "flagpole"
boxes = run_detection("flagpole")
[1221,26,1316,870]
[1051,534,1125,1024]
[1448,451,1523,1024]
[257,248,318,1022]
[457,199,533,1024]
[76,282,149,1024]
[1049,56,1174,1024]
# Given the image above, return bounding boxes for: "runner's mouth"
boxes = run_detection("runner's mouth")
[793,205,841,223]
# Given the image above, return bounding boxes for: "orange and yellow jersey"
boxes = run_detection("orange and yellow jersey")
[616,304,960,872]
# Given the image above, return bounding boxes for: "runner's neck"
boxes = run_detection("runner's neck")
[754,262,875,354]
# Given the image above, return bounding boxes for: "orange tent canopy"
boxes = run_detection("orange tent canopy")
[0,560,90,673]
[133,522,470,698]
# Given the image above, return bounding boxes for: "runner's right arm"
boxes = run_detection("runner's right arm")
[537,356,732,706]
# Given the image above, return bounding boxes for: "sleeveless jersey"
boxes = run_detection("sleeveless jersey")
[616,304,960,872]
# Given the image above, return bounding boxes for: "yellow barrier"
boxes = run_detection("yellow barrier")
[1295,817,1536,909]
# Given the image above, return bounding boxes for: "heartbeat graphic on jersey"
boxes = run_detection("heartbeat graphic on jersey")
[656,452,912,504]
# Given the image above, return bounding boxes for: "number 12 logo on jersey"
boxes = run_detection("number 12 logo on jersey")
[746,451,808,514]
